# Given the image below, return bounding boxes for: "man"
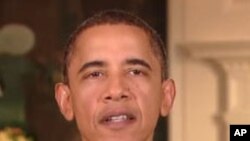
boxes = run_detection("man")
[55,10,175,141]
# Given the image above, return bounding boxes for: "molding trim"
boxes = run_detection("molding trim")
[181,41,250,59]
[181,41,250,121]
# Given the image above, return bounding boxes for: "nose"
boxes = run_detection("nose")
[102,76,130,103]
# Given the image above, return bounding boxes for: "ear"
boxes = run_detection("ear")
[55,83,74,121]
[160,79,176,117]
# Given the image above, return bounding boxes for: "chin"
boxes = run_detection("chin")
[81,134,148,141]
[98,136,140,141]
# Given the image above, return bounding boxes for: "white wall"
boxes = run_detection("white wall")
[168,0,250,141]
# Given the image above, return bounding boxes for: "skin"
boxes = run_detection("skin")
[55,24,175,141]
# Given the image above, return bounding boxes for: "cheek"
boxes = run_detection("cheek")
[129,78,162,115]
[72,91,94,122]
[70,83,103,126]
[129,78,162,133]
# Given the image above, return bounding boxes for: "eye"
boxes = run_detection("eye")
[129,69,144,76]
[87,71,104,78]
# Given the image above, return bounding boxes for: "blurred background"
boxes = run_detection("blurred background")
[0,0,168,141]
[2,0,250,141]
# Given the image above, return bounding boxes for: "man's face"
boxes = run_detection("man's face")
[55,24,175,141]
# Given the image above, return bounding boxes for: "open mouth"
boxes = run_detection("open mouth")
[99,110,137,129]
[102,113,135,123]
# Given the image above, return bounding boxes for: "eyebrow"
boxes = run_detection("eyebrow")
[125,58,152,70]
[77,58,152,74]
[78,60,106,74]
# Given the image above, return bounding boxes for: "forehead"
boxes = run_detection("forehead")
[68,24,160,68]
[75,24,150,45]
[73,24,154,57]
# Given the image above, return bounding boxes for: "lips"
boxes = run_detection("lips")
[99,109,137,129]
[102,113,135,123]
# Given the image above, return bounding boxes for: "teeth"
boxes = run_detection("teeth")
[109,115,128,122]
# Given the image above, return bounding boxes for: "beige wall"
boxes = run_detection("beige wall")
[168,0,250,141]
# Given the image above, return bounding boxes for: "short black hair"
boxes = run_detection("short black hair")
[63,9,168,83]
